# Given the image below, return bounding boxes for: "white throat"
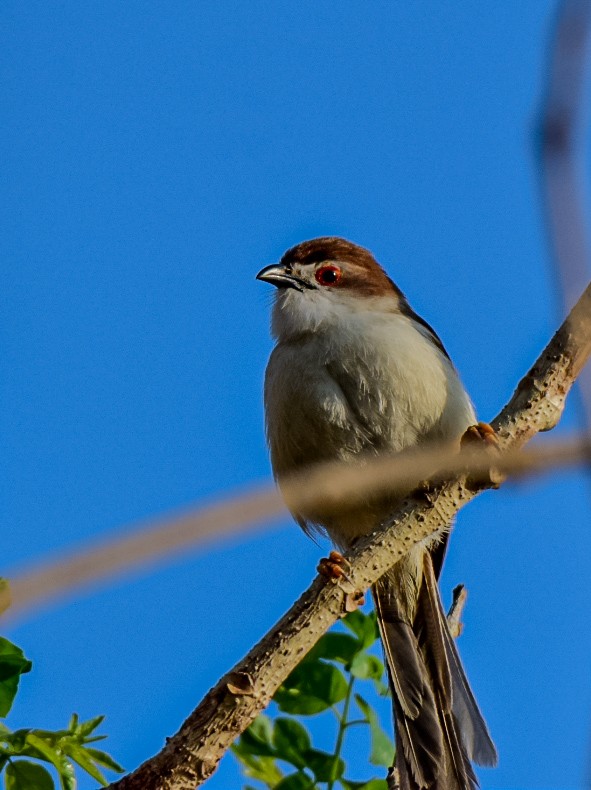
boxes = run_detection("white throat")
[271,288,400,342]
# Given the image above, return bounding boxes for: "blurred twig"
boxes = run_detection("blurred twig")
[104,281,591,789]
[3,490,284,622]
[539,0,591,425]
[4,428,591,624]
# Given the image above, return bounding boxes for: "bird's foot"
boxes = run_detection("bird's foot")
[317,551,352,583]
[461,422,503,489]
[461,421,498,448]
[318,552,366,611]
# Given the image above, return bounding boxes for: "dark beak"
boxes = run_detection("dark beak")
[256,264,313,292]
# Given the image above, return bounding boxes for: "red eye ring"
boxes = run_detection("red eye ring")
[315,265,342,286]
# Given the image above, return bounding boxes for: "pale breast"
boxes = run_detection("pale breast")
[264,309,475,543]
[264,340,369,476]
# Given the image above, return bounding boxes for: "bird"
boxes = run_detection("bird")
[257,236,497,790]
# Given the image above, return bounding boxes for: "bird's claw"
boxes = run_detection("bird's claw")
[461,422,503,489]
[318,552,366,611]
[317,550,352,584]
[461,421,498,448]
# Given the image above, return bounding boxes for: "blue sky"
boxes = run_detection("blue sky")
[3,1,591,788]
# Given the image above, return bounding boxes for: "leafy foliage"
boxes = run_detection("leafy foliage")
[233,609,394,789]
[0,639,32,718]
[0,579,123,789]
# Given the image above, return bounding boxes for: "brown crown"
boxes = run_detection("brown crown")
[280,237,401,298]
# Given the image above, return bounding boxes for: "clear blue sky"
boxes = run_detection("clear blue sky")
[3,1,590,788]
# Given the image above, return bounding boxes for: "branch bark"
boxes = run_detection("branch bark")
[107,281,591,790]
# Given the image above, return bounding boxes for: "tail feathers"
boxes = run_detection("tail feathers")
[420,555,497,768]
[416,562,453,708]
[373,552,496,790]
[393,691,444,789]
[373,584,445,789]
[438,611,497,767]
[374,592,427,719]
[437,705,479,790]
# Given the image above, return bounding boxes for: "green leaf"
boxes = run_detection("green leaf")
[4,760,54,790]
[0,639,33,717]
[231,748,284,787]
[17,735,76,790]
[274,770,316,790]
[305,633,361,666]
[372,679,390,697]
[76,715,105,737]
[340,780,388,790]
[84,748,124,773]
[275,662,348,715]
[354,695,394,767]
[26,729,69,743]
[5,730,32,752]
[272,718,311,768]
[81,734,108,744]
[24,733,64,770]
[342,611,379,649]
[237,714,276,757]
[305,748,345,782]
[57,756,76,790]
[63,742,107,785]
[349,653,385,682]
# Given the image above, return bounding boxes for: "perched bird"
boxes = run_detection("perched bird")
[257,237,497,790]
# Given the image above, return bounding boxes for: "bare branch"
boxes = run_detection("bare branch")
[104,281,591,790]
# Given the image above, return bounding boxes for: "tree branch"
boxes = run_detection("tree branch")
[107,281,591,790]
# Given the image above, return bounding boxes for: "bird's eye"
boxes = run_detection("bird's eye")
[315,265,342,286]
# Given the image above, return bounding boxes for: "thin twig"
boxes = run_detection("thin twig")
[446,585,468,639]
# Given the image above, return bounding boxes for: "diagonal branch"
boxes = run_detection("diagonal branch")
[107,281,591,790]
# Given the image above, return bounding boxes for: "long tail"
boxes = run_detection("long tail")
[372,552,497,790]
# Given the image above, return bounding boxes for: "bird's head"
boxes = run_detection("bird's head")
[257,237,404,339]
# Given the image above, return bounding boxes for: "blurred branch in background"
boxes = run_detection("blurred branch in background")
[540,0,591,424]
[1,489,285,623]
[2,435,591,626]
[3,280,591,627]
